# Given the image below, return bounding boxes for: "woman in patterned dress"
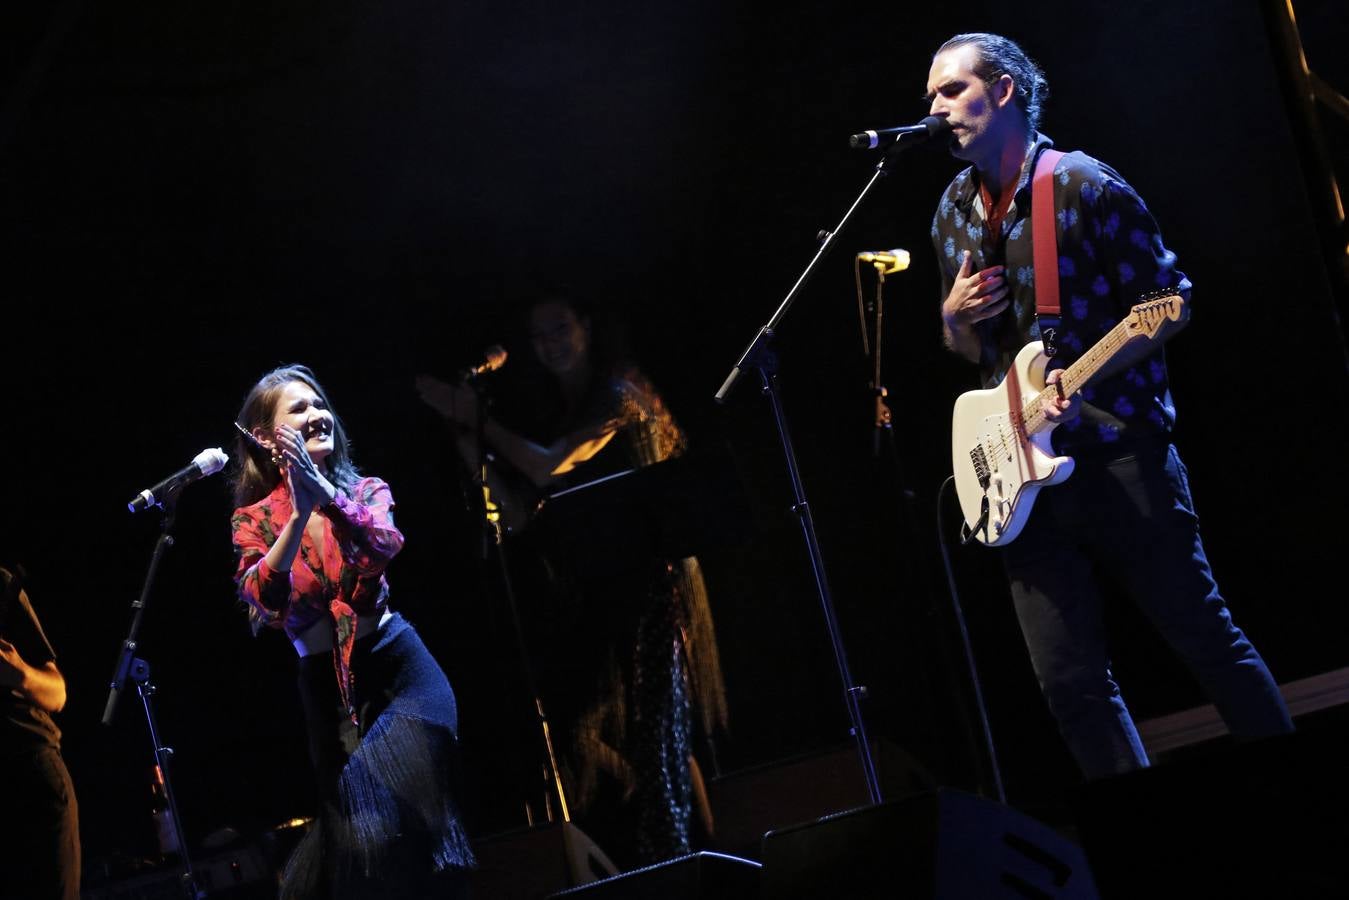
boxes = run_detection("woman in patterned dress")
[418,296,728,867]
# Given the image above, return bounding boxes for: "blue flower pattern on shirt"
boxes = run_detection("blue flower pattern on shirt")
[930,135,1192,455]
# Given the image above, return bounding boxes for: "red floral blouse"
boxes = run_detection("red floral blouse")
[231,476,404,719]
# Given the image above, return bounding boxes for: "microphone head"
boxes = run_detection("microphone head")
[193,447,229,475]
[464,344,509,380]
[858,249,911,273]
[920,115,952,137]
[482,344,508,373]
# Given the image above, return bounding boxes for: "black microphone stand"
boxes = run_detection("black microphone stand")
[858,258,906,477]
[858,259,1006,803]
[462,384,572,827]
[103,493,204,900]
[715,145,932,805]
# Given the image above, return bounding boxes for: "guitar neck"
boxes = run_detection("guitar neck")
[1020,317,1141,434]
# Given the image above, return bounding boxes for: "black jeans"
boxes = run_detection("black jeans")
[1002,441,1293,778]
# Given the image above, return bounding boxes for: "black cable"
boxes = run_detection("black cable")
[935,475,1006,804]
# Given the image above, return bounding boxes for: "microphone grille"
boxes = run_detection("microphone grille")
[923,115,952,136]
[483,344,508,372]
[194,448,229,475]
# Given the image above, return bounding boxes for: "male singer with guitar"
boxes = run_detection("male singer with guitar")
[927,33,1292,777]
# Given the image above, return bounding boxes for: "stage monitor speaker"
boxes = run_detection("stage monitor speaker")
[545,851,761,899]
[759,789,1100,899]
[1072,723,1348,898]
[707,738,935,860]
[80,838,276,899]
[470,821,619,900]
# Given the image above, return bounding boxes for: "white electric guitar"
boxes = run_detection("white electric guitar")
[951,291,1186,546]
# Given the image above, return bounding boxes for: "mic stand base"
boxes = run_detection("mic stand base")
[134,659,206,899]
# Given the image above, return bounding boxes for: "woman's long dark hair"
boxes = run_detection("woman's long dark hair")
[229,364,361,507]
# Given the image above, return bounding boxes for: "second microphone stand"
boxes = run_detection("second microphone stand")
[462,384,572,827]
[856,255,1006,804]
[103,496,204,900]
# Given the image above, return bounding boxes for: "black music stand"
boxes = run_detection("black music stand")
[522,447,748,791]
[527,449,749,577]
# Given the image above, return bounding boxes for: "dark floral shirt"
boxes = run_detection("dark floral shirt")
[931,133,1192,454]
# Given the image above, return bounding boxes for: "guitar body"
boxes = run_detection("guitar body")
[949,291,1184,547]
[951,341,1074,547]
[483,458,545,536]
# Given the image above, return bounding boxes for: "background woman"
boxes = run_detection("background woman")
[417,295,728,867]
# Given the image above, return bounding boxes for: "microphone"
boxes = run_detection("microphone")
[462,344,508,380]
[128,448,229,513]
[858,248,911,274]
[849,115,952,150]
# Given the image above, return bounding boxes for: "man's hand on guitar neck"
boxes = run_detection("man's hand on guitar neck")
[1041,368,1081,424]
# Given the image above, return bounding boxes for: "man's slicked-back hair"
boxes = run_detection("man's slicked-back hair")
[938,32,1050,134]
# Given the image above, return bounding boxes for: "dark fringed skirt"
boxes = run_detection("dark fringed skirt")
[559,556,728,867]
[285,613,475,900]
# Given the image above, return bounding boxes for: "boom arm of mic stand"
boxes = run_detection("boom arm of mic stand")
[716,155,895,404]
[104,503,177,726]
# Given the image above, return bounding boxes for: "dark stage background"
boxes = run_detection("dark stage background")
[4,0,1348,878]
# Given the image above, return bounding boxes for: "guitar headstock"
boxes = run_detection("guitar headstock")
[1123,290,1186,339]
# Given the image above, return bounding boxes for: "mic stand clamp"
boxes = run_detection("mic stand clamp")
[103,494,205,899]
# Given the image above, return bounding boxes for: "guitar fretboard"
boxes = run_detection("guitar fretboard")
[1020,294,1183,435]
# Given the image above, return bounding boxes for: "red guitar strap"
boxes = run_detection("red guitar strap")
[1032,147,1066,357]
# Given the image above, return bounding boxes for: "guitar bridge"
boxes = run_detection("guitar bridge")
[970,445,991,490]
